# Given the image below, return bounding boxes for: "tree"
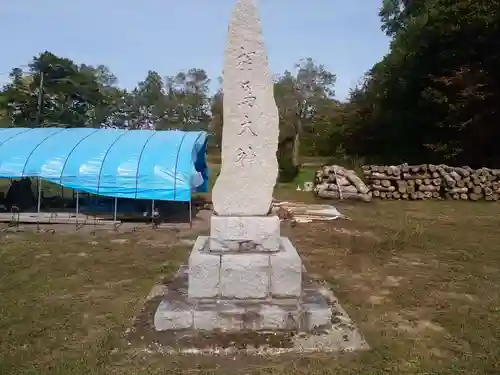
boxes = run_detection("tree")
[0,93,10,128]
[125,70,165,129]
[306,98,345,157]
[0,68,38,127]
[79,64,129,128]
[379,0,427,36]
[0,51,111,128]
[274,58,336,167]
[163,68,211,130]
[209,80,223,151]
[33,52,108,127]
[345,0,500,166]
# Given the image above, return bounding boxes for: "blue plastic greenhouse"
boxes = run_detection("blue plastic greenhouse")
[0,127,209,202]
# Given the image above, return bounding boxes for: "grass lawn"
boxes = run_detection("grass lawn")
[1,197,499,374]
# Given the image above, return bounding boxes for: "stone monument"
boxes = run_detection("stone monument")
[152,0,366,351]
[211,0,279,218]
[210,0,280,253]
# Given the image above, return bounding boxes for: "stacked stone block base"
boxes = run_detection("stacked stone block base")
[154,233,333,333]
[189,235,301,299]
[154,264,332,332]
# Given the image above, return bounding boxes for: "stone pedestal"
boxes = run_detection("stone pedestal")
[188,232,302,300]
[153,232,333,333]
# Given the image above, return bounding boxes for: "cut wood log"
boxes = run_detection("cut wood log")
[324,184,359,194]
[344,169,370,194]
[418,184,440,192]
[432,178,442,186]
[336,176,350,186]
[317,190,372,202]
[469,193,483,201]
[402,173,431,180]
[372,185,396,192]
[315,165,371,201]
[447,187,468,194]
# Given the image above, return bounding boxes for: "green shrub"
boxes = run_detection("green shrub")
[278,157,299,182]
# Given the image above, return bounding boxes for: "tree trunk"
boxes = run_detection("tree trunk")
[292,130,300,167]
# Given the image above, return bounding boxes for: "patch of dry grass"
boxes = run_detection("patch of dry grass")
[284,200,500,374]
[0,229,187,374]
[1,201,500,374]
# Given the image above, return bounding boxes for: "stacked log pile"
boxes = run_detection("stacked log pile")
[314,165,372,202]
[440,166,500,201]
[362,164,500,201]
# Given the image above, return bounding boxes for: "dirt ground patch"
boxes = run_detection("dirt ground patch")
[0,200,500,374]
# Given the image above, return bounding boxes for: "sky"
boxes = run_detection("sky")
[0,0,390,101]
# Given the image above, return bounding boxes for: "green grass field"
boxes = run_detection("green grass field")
[1,198,499,374]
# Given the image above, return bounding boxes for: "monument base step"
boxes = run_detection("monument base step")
[155,266,331,332]
[141,266,368,353]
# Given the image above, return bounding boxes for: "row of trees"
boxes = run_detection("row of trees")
[0,52,340,169]
[343,0,500,167]
[1,0,499,168]
[0,52,213,131]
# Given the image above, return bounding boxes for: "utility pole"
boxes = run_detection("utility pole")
[36,68,44,127]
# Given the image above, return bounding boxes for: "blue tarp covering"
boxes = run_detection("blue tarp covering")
[0,128,209,202]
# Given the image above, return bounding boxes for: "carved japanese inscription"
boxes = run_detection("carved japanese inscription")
[236,47,255,70]
[211,0,279,216]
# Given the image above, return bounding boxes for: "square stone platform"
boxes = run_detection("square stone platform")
[154,236,332,333]
[149,236,368,353]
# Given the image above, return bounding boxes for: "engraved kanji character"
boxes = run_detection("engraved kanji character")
[240,80,252,92]
[239,114,257,136]
[236,146,256,165]
[237,95,256,107]
[237,47,255,70]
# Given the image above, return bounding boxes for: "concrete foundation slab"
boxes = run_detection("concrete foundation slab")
[136,265,368,354]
